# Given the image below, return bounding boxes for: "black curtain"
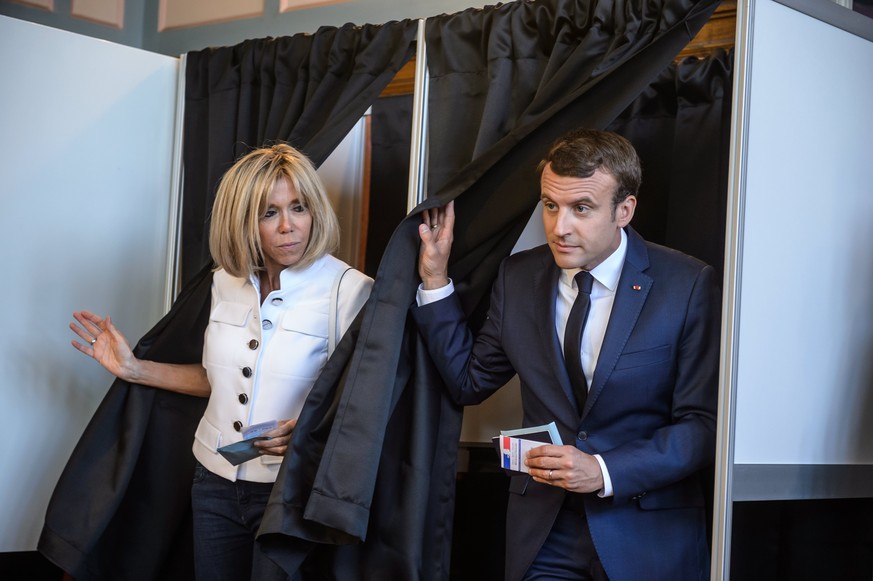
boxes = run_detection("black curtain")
[258,1,722,580]
[365,48,735,284]
[181,21,418,285]
[423,0,722,321]
[364,94,413,277]
[608,48,733,277]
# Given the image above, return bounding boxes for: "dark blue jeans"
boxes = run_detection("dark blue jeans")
[191,462,289,581]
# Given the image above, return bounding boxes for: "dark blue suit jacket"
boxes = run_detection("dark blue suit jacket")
[412,227,719,581]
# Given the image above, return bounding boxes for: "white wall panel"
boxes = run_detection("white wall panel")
[733,0,873,466]
[0,16,178,550]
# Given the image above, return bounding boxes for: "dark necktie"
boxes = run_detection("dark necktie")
[564,271,594,414]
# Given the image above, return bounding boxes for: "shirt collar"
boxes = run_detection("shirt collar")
[561,228,627,292]
[249,254,327,294]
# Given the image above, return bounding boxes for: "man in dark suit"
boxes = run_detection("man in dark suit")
[412,129,719,581]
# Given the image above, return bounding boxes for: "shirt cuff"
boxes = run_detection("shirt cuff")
[416,279,454,306]
[593,454,614,498]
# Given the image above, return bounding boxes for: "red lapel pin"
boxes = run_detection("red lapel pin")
[632,285,641,291]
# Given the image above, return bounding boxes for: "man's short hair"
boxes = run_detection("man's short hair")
[209,143,340,278]
[537,129,642,210]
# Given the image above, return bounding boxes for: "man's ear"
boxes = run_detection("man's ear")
[616,195,637,227]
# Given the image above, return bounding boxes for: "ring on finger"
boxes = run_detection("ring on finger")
[90,338,97,345]
[548,469,553,481]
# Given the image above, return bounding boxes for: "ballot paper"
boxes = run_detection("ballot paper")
[492,421,563,473]
[216,420,278,466]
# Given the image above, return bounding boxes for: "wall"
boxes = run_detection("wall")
[0,0,145,46]
[0,15,180,551]
[0,0,493,56]
[144,0,493,56]
[723,0,873,499]
[734,0,873,468]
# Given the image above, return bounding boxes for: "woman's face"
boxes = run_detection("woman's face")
[258,177,313,275]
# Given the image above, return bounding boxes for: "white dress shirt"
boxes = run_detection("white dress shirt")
[555,229,627,395]
[554,228,627,496]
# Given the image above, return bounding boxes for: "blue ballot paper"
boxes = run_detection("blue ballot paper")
[492,421,563,473]
[216,420,278,466]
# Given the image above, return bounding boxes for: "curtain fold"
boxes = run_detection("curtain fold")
[181,21,418,285]
[607,48,733,277]
[258,1,723,579]
[364,94,413,277]
[426,0,713,191]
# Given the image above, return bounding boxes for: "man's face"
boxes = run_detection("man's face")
[541,163,636,271]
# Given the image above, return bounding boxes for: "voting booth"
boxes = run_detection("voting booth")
[3,0,873,576]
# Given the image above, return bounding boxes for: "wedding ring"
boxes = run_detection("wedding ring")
[90,338,97,345]
[548,469,553,481]
[431,223,439,230]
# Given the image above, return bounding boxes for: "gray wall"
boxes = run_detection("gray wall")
[143,0,493,56]
[0,0,146,47]
[0,0,493,56]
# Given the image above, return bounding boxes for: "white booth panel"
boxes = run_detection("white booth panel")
[733,0,873,467]
[0,16,179,550]
[319,117,368,270]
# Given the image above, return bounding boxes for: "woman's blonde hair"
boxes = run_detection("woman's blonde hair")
[209,143,340,278]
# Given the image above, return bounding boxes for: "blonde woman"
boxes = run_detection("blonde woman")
[70,144,372,580]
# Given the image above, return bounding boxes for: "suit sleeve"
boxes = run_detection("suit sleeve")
[600,264,720,504]
[411,260,517,406]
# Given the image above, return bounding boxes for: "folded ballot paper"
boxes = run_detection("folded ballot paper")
[216,420,278,466]
[492,421,563,473]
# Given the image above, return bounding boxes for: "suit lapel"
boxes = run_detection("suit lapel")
[585,228,652,417]
[532,250,580,414]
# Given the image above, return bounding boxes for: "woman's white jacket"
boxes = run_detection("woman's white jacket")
[193,255,372,483]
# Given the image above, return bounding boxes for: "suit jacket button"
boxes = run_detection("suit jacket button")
[238,393,248,404]
[577,431,588,441]
[242,367,252,378]
[233,421,243,432]
[248,339,259,350]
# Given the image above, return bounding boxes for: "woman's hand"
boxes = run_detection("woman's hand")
[70,310,210,395]
[254,419,297,456]
[70,310,139,382]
